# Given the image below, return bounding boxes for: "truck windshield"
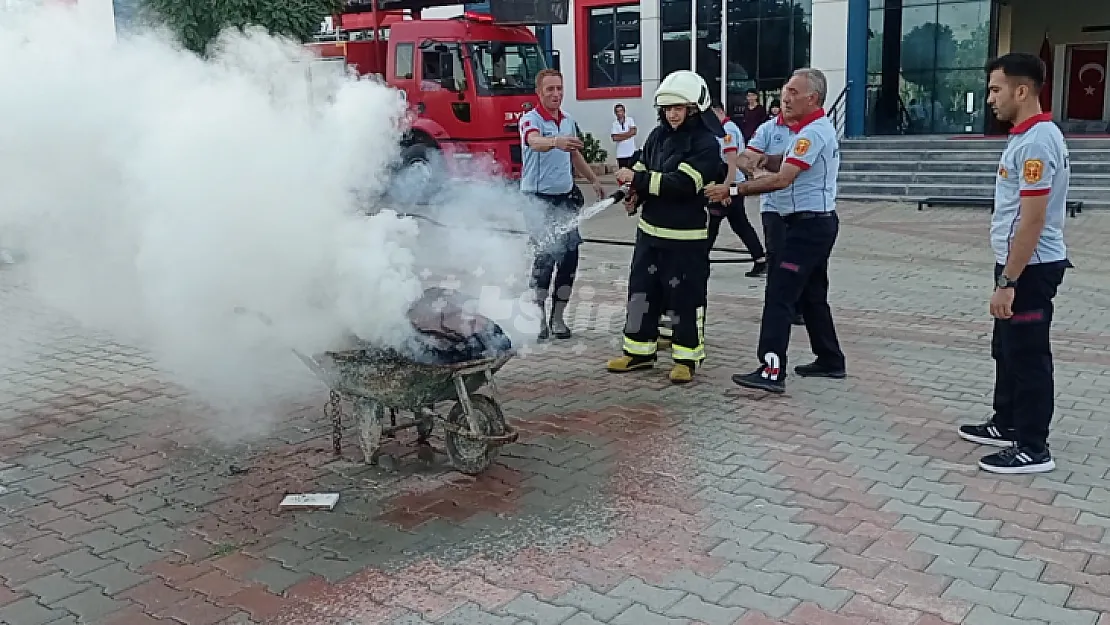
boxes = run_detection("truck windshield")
[467,41,546,96]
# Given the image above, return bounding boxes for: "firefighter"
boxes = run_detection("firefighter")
[605,70,726,384]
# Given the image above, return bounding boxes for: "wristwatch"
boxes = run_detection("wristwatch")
[996,274,1017,289]
[729,184,739,197]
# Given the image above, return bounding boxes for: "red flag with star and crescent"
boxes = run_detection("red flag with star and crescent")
[1066,47,1107,121]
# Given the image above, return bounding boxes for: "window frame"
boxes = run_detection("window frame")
[575,0,642,101]
[394,42,414,80]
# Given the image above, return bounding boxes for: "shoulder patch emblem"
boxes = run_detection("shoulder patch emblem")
[793,138,811,156]
[998,166,1008,178]
[723,134,733,145]
[1023,159,1044,184]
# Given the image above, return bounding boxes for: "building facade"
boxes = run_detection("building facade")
[555,0,1110,154]
[36,0,1110,153]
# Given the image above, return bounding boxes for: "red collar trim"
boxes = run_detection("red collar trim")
[781,108,825,132]
[537,105,564,124]
[776,108,825,132]
[1010,112,1053,135]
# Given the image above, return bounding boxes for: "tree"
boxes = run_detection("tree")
[900,22,957,92]
[139,0,343,56]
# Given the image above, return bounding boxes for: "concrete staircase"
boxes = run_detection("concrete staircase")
[838,136,1110,209]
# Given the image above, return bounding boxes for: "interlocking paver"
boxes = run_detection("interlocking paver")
[3,200,1110,624]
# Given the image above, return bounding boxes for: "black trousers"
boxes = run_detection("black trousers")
[991,260,1069,452]
[617,157,636,170]
[623,236,709,365]
[761,212,786,264]
[708,198,766,260]
[756,212,845,377]
[527,194,581,302]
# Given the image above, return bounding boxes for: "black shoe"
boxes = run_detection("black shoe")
[794,361,846,379]
[745,260,768,278]
[958,421,1016,448]
[731,366,785,394]
[978,445,1056,474]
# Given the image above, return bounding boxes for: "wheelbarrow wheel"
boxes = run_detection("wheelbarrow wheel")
[354,399,385,465]
[444,394,506,475]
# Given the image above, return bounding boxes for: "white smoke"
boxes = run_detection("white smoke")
[0,3,543,438]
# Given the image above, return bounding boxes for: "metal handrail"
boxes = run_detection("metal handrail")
[827,81,852,138]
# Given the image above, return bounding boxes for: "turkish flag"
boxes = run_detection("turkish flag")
[1039,36,1053,112]
[1066,48,1107,121]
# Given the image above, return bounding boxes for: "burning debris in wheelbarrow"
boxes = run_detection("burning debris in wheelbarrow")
[401,287,513,365]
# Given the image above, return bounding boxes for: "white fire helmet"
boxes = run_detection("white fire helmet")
[654,70,712,112]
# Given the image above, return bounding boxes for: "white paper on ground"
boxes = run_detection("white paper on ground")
[279,492,340,510]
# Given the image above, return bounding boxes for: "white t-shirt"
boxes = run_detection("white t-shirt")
[611,117,637,158]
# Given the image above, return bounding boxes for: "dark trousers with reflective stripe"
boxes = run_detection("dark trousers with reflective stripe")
[756,212,845,376]
[991,260,1068,452]
[624,237,709,364]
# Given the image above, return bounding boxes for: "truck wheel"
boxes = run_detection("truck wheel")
[394,144,442,203]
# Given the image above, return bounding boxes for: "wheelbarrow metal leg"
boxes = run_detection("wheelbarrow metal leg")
[452,371,483,436]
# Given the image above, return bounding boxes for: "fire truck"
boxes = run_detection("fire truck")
[307,0,567,180]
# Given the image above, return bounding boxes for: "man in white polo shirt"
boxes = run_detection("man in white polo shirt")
[611,104,638,170]
[958,52,1072,475]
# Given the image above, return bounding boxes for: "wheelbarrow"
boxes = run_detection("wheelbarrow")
[295,344,518,475]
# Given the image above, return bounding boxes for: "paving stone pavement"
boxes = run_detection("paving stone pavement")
[1,200,1109,625]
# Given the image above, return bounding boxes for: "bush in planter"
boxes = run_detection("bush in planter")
[575,128,608,165]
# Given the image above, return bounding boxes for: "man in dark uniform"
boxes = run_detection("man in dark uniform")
[706,68,846,394]
[605,70,725,384]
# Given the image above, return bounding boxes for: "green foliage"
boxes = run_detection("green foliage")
[139,0,342,56]
[575,129,608,164]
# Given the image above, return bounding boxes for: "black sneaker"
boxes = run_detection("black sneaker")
[732,366,785,394]
[979,445,1056,474]
[794,361,846,379]
[958,422,1016,447]
[745,261,768,278]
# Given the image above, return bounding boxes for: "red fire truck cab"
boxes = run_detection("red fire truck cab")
[307,1,555,180]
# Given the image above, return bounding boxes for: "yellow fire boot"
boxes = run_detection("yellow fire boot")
[669,362,695,384]
[606,354,656,372]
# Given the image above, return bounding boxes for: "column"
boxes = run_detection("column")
[845,0,868,136]
[811,0,851,122]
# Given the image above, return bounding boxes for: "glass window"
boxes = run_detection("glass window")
[938,1,990,69]
[395,43,414,80]
[660,0,692,79]
[723,0,812,120]
[758,18,794,81]
[697,0,724,102]
[587,4,642,88]
[864,0,993,135]
[467,41,547,95]
[421,42,464,83]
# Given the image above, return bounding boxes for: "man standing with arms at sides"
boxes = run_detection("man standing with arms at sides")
[520,69,606,341]
[737,88,769,143]
[958,53,1071,474]
[706,68,846,394]
[708,102,768,278]
[611,104,638,170]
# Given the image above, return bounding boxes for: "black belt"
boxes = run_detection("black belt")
[783,211,836,223]
[528,191,572,201]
